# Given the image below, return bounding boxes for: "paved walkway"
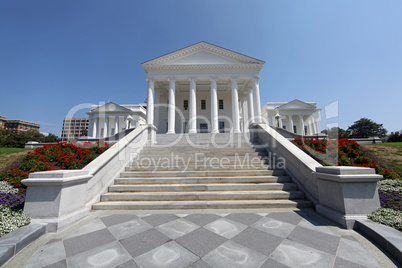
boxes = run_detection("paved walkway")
[5,208,397,268]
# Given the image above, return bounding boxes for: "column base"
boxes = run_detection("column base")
[211,129,219,134]
[166,131,176,134]
[188,129,197,134]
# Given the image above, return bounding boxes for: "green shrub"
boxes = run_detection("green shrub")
[0,206,31,237]
[368,208,402,231]
[0,181,18,194]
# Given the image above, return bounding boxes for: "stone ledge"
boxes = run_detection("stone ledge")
[355,219,402,265]
[0,223,47,266]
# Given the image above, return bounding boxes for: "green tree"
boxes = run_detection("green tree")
[41,133,60,143]
[347,118,387,138]
[322,127,350,139]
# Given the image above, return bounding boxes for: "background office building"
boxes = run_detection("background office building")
[61,118,89,143]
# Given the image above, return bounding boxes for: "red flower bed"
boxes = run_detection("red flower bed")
[0,142,112,188]
[292,138,400,180]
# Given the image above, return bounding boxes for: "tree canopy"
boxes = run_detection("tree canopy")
[322,127,350,139]
[347,118,387,138]
[0,129,60,148]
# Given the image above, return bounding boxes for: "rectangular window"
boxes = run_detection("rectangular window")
[219,100,224,109]
[184,100,188,110]
[200,123,208,133]
[201,100,206,110]
[219,122,225,133]
[293,126,297,134]
[183,122,188,133]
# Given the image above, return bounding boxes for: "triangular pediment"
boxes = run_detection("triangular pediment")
[91,102,132,113]
[142,42,264,69]
[278,99,317,110]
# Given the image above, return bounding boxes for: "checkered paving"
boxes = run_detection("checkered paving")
[22,211,381,268]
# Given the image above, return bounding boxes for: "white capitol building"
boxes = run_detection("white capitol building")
[86,42,321,139]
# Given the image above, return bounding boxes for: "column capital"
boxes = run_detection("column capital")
[252,76,260,82]
[167,77,176,82]
[209,77,218,82]
[230,76,239,82]
[188,77,197,82]
[146,77,154,82]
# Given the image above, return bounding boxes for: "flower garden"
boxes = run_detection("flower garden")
[292,138,402,231]
[0,142,111,237]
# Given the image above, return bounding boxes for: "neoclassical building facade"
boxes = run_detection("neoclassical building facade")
[86,42,322,138]
[262,99,321,136]
[87,103,146,138]
[142,42,264,134]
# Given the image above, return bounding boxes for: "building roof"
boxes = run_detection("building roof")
[141,41,265,73]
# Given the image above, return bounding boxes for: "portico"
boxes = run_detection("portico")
[141,42,264,134]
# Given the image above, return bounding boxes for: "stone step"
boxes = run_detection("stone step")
[114,175,291,185]
[138,151,267,158]
[101,190,305,201]
[125,164,271,172]
[93,199,314,210]
[108,182,298,192]
[129,158,270,166]
[120,169,284,178]
[142,144,262,149]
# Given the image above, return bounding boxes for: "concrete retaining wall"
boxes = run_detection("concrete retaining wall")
[250,123,382,228]
[22,125,152,231]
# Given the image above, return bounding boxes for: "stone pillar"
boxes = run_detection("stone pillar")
[311,116,317,134]
[231,78,241,133]
[210,78,219,133]
[154,89,160,130]
[125,117,129,129]
[252,77,262,123]
[314,166,382,229]
[299,115,305,135]
[167,78,176,134]
[289,115,294,133]
[189,78,197,134]
[103,117,107,138]
[114,116,119,135]
[278,115,283,128]
[92,118,97,138]
[146,78,155,125]
[247,88,254,125]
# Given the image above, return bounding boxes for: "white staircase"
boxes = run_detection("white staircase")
[93,134,312,210]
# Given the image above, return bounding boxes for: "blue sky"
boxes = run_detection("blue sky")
[1,0,401,136]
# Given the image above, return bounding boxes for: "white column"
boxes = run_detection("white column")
[278,115,283,128]
[210,78,219,133]
[311,116,317,134]
[299,115,305,135]
[231,78,241,133]
[115,116,119,134]
[167,78,176,134]
[252,77,262,123]
[189,78,197,133]
[103,118,107,138]
[154,89,160,130]
[125,117,129,129]
[146,78,155,125]
[289,115,294,133]
[247,88,255,125]
[93,118,97,138]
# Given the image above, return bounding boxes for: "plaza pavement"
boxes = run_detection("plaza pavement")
[4,208,397,268]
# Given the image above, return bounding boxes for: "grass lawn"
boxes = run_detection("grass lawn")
[374,142,402,148]
[0,148,32,155]
[0,148,32,173]
[363,143,402,177]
